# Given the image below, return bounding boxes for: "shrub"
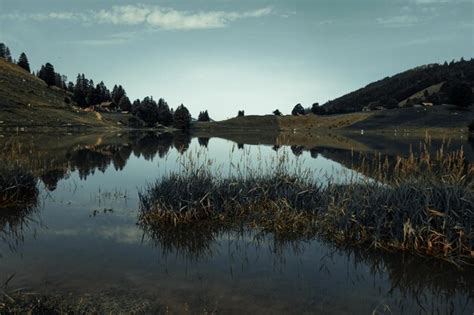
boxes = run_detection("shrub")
[291,103,305,115]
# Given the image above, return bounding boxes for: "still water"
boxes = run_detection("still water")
[0,131,472,314]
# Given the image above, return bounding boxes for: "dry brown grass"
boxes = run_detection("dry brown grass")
[138,143,474,265]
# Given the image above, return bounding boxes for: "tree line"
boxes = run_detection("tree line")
[0,42,215,130]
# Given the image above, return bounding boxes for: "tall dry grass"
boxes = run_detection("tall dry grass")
[138,142,473,265]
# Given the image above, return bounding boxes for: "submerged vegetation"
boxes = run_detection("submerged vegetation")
[139,143,474,265]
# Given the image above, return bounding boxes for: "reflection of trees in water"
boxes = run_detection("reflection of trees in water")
[68,149,110,180]
[40,169,69,191]
[133,133,172,160]
[197,137,209,148]
[0,170,39,248]
[291,145,304,156]
[173,132,191,154]
[309,148,319,159]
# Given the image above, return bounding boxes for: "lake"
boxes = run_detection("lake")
[0,131,473,314]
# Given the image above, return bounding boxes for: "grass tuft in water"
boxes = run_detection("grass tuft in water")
[138,143,474,265]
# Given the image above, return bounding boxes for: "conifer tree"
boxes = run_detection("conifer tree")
[173,104,191,130]
[157,98,173,126]
[38,63,56,87]
[198,110,210,121]
[118,96,132,112]
[17,52,30,72]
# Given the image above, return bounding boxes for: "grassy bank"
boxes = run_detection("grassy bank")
[193,106,474,135]
[138,144,473,265]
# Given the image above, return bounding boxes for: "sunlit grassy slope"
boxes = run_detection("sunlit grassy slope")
[0,59,113,129]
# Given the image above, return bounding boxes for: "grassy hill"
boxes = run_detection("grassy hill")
[0,59,116,129]
[195,105,474,135]
[321,59,474,114]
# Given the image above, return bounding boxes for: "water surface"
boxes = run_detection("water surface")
[0,131,472,314]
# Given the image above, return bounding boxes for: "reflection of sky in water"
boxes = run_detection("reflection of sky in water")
[0,137,472,314]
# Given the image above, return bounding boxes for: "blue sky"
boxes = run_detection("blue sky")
[0,0,473,119]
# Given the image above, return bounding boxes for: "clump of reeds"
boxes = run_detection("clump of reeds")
[0,169,39,242]
[138,143,474,265]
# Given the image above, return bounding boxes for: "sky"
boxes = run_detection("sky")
[0,0,473,119]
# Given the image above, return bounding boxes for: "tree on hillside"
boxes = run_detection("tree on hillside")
[73,74,88,107]
[0,43,12,62]
[291,103,305,116]
[449,81,472,107]
[237,110,245,117]
[118,96,132,112]
[383,97,399,109]
[55,73,67,90]
[173,104,191,130]
[85,79,101,106]
[0,43,6,59]
[5,47,12,62]
[96,81,111,103]
[67,81,75,93]
[133,97,160,126]
[198,110,210,121]
[17,52,30,72]
[273,109,282,116]
[310,103,319,114]
[111,85,126,105]
[157,98,173,126]
[132,99,141,113]
[38,63,56,87]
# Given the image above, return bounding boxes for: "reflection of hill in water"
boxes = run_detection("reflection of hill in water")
[0,130,472,192]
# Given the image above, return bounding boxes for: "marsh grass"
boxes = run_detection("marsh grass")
[0,170,39,245]
[138,142,473,265]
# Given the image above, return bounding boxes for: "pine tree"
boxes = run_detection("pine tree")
[118,96,132,112]
[291,103,305,116]
[111,85,126,105]
[133,97,160,126]
[73,74,87,107]
[173,104,191,130]
[310,103,319,114]
[17,52,30,72]
[0,43,6,59]
[157,98,173,126]
[38,63,56,87]
[198,110,210,121]
[4,47,12,62]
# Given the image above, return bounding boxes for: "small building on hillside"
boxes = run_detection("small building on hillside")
[96,102,117,112]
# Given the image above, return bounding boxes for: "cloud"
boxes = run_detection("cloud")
[410,0,451,4]
[376,15,421,27]
[1,5,273,30]
[97,5,273,29]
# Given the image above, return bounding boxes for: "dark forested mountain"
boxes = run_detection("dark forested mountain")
[320,59,474,114]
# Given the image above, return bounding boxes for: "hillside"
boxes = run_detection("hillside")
[0,59,115,129]
[195,105,474,135]
[321,59,474,114]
